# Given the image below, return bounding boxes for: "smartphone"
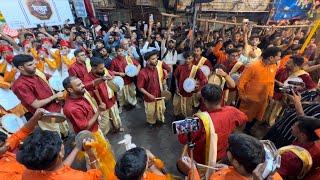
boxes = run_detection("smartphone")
[172,118,200,135]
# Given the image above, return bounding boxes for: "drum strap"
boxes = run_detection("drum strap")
[126,56,133,65]
[279,145,313,179]
[104,69,114,98]
[289,70,309,79]
[197,57,207,68]
[196,112,217,177]
[85,58,92,72]
[61,55,76,67]
[84,90,98,113]
[35,69,55,94]
[156,61,164,91]
[189,65,198,79]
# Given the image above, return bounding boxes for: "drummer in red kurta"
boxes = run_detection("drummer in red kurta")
[11,54,63,114]
[68,49,89,82]
[137,50,171,128]
[274,55,316,100]
[278,117,320,179]
[0,108,45,180]
[238,47,281,133]
[173,51,207,117]
[178,84,247,164]
[84,57,123,134]
[110,46,141,110]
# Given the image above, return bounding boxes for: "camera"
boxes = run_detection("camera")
[172,117,200,135]
[279,81,305,95]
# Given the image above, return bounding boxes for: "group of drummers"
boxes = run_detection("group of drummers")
[0,17,320,179]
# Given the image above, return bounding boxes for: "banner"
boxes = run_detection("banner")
[273,0,312,20]
[0,0,74,29]
[176,0,270,11]
[73,0,87,18]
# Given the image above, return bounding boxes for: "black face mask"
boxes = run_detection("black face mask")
[97,71,105,77]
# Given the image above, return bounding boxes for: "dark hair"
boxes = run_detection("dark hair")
[17,128,62,170]
[115,46,123,52]
[194,43,203,50]
[63,76,77,90]
[250,34,260,40]
[90,57,105,67]
[291,55,304,67]
[228,133,265,173]
[94,39,104,45]
[115,147,147,180]
[144,50,159,61]
[236,44,245,49]
[296,116,320,141]
[201,84,223,105]
[0,131,7,142]
[24,33,34,39]
[291,44,302,51]
[74,49,84,57]
[226,48,239,55]
[261,47,281,59]
[183,51,193,59]
[12,54,34,68]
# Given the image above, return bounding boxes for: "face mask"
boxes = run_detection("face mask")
[5,54,14,63]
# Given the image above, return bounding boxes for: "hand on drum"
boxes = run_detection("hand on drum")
[119,72,126,77]
[102,74,113,81]
[34,108,46,119]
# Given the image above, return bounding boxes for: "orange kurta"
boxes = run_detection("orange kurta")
[209,167,282,180]
[0,126,33,180]
[106,171,176,180]
[22,165,102,180]
[238,60,277,121]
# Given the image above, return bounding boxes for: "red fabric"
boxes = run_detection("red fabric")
[12,75,61,114]
[109,56,139,85]
[178,106,248,163]
[0,45,13,53]
[60,40,70,48]
[68,61,89,83]
[192,57,213,70]
[174,64,207,97]
[84,0,95,19]
[137,63,171,102]
[84,72,116,109]
[63,96,98,133]
[42,38,53,45]
[274,68,317,100]
[279,141,320,178]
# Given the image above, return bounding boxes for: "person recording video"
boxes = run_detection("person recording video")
[178,84,248,167]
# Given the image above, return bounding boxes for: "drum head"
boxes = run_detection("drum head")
[125,64,138,77]
[75,130,94,150]
[284,77,303,87]
[183,78,196,93]
[161,90,172,100]
[49,74,64,91]
[200,65,210,77]
[113,76,124,90]
[41,112,67,123]
[1,114,25,133]
[230,73,240,84]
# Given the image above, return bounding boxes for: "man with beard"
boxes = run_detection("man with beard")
[110,46,141,112]
[11,54,65,133]
[137,50,171,128]
[97,47,112,69]
[63,76,116,176]
[84,57,123,134]
[193,44,213,71]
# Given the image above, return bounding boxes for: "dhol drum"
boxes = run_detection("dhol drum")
[183,78,197,93]
[161,90,172,101]
[1,114,26,134]
[230,73,241,85]
[41,112,67,123]
[107,76,124,92]
[200,65,210,77]
[125,64,139,77]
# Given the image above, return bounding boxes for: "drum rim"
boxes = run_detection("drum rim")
[1,113,21,133]
[183,78,196,93]
[125,64,138,77]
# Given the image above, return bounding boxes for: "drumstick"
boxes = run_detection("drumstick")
[155,97,165,100]
[195,163,221,170]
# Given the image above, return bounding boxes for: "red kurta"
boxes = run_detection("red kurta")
[68,61,89,82]
[178,106,248,163]
[274,68,317,100]
[84,72,116,109]
[279,141,320,178]
[193,56,213,70]
[174,64,207,97]
[63,96,98,133]
[12,75,61,114]
[109,56,139,85]
[137,63,171,102]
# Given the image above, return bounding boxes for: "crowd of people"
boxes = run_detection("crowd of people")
[0,13,319,180]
